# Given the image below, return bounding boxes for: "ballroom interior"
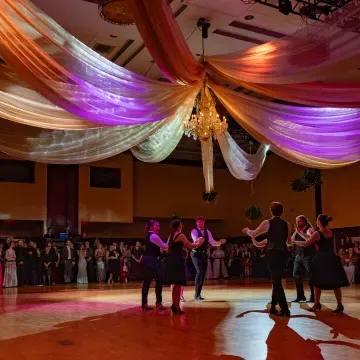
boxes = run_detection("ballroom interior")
[1,1,360,359]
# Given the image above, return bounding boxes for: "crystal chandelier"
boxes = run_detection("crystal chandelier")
[184,85,228,141]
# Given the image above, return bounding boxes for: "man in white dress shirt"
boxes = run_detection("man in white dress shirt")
[61,240,75,284]
[191,216,226,301]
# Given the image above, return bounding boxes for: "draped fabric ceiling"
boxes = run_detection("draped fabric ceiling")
[0,0,360,191]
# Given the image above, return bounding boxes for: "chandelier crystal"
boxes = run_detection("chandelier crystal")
[184,85,228,141]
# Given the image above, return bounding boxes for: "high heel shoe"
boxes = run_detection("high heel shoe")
[309,303,322,312]
[171,305,185,315]
[141,304,153,311]
[333,304,344,313]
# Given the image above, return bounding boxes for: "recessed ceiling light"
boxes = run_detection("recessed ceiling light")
[245,15,254,20]
[110,34,118,38]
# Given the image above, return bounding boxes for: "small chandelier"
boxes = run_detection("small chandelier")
[184,85,228,141]
[98,0,134,26]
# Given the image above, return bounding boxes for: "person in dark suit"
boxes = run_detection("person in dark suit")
[44,227,55,240]
[25,241,38,285]
[243,202,292,317]
[15,239,26,286]
[61,240,75,284]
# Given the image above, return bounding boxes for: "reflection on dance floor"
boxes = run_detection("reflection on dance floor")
[0,281,359,360]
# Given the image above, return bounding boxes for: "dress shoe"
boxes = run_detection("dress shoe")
[269,307,278,315]
[333,304,344,313]
[171,305,185,315]
[274,310,291,317]
[156,302,166,311]
[309,303,322,312]
[292,296,306,303]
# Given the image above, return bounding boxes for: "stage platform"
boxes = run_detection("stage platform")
[0,280,360,360]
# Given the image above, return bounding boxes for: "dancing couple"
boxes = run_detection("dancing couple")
[243,202,349,317]
[141,216,226,314]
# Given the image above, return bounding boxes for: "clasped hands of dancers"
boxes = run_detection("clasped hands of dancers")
[141,216,226,314]
[242,202,349,318]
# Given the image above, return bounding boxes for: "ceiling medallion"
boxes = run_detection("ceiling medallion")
[98,0,134,26]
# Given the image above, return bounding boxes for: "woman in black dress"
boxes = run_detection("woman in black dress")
[131,241,144,280]
[165,218,204,314]
[292,214,349,313]
[107,245,119,284]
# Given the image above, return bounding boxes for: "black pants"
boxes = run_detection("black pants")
[267,250,289,311]
[293,254,314,300]
[87,261,96,282]
[192,252,208,298]
[17,263,25,286]
[64,260,73,283]
[43,268,52,285]
[141,256,164,306]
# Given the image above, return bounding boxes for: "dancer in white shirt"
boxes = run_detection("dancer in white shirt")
[191,216,226,300]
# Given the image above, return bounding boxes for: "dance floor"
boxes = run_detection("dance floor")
[0,280,360,360]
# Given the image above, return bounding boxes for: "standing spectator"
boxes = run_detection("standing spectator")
[41,247,52,285]
[77,244,88,284]
[61,240,75,284]
[44,227,55,240]
[15,239,26,286]
[343,247,358,285]
[0,243,3,287]
[205,248,213,280]
[119,242,126,256]
[80,232,88,242]
[242,247,252,277]
[120,257,129,283]
[212,247,228,279]
[65,225,73,240]
[3,237,11,252]
[34,243,42,285]
[51,244,61,285]
[343,236,353,250]
[3,241,17,288]
[354,241,360,255]
[25,241,38,285]
[95,243,106,283]
[107,245,119,284]
[131,241,143,280]
[84,241,95,282]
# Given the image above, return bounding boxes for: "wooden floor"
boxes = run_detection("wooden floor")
[0,280,360,360]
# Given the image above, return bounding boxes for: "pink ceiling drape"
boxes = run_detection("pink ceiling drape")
[128,0,205,85]
[205,2,360,84]
[130,0,360,107]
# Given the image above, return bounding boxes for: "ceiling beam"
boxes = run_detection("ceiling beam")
[213,29,265,45]
[111,39,134,62]
[229,21,286,39]
[121,44,145,67]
